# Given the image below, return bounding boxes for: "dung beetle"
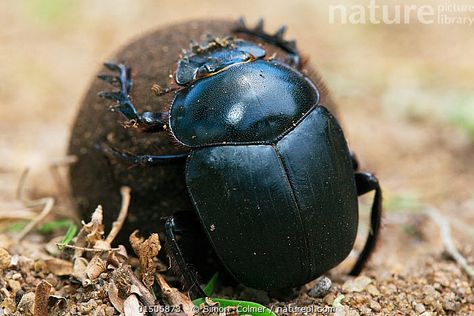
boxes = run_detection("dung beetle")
[97,18,382,296]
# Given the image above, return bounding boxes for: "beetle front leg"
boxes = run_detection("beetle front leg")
[350,172,382,276]
[233,17,301,68]
[97,143,188,167]
[98,62,167,133]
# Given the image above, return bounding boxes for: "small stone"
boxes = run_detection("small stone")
[420,312,432,316]
[352,293,368,304]
[323,292,336,305]
[342,276,372,293]
[359,307,372,315]
[0,247,11,270]
[334,305,360,316]
[414,303,425,313]
[369,300,381,312]
[465,284,472,295]
[308,276,332,298]
[386,284,398,295]
[15,289,25,305]
[12,273,22,280]
[17,256,34,274]
[434,272,450,287]
[34,260,46,272]
[105,306,116,316]
[17,292,35,315]
[367,284,380,296]
[8,279,21,292]
[422,285,439,298]
[442,299,459,312]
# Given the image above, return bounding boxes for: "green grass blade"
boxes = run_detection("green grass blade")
[193,297,276,316]
[37,218,74,234]
[4,221,28,233]
[203,272,219,297]
[332,294,345,308]
[57,223,77,250]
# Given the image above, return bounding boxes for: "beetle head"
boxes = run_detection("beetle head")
[175,36,266,85]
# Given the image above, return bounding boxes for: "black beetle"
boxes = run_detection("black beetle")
[97,18,382,296]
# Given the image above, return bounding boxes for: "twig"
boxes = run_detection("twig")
[428,208,474,279]
[17,197,54,241]
[15,168,56,241]
[113,264,161,316]
[156,273,195,316]
[16,168,30,201]
[49,156,79,221]
[56,244,122,252]
[106,186,131,244]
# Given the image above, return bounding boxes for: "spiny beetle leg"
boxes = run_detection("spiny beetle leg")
[164,212,210,299]
[350,172,382,276]
[98,62,167,132]
[96,143,188,167]
[233,17,301,68]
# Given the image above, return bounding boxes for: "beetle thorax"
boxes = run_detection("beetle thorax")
[169,59,320,147]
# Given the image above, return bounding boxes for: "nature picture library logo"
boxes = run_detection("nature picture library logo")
[329,0,474,26]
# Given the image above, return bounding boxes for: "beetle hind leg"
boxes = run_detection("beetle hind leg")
[233,17,301,68]
[98,62,167,133]
[164,211,227,298]
[350,172,382,275]
[165,213,206,298]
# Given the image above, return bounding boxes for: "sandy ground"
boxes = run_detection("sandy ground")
[0,1,473,315]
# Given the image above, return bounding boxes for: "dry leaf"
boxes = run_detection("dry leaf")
[86,255,106,280]
[112,264,160,316]
[129,231,160,289]
[44,258,73,276]
[124,294,144,316]
[107,245,128,268]
[74,205,105,258]
[48,295,67,310]
[107,279,124,314]
[34,280,52,316]
[72,257,89,283]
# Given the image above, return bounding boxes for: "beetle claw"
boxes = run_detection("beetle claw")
[98,74,120,86]
[98,91,122,101]
[103,62,121,71]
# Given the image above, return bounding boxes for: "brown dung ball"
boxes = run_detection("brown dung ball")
[68,19,338,245]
